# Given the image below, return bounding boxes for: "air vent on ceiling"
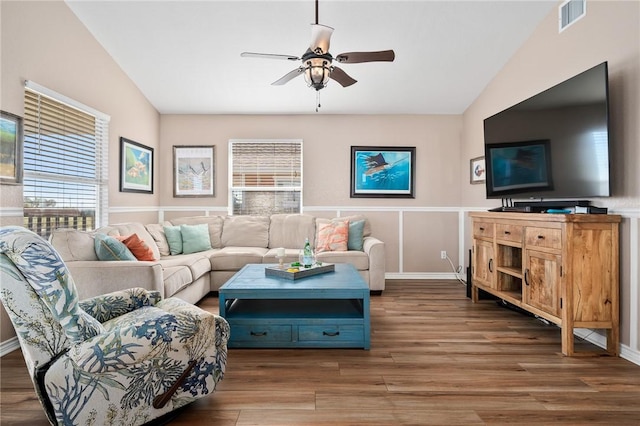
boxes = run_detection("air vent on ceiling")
[559,0,586,32]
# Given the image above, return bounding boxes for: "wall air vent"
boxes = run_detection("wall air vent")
[559,0,586,32]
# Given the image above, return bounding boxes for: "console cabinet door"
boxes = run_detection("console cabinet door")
[524,250,561,317]
[473,239,495,289]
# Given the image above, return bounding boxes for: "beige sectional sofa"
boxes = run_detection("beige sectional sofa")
[50,214,385,304]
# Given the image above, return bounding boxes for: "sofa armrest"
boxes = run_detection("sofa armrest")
[363,236,385,291]
[65,261,164,300]
[79,288,162,323]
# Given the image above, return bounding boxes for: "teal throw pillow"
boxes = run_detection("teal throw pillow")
[181,224,212,254]
[163,225,183,255]
[94,233,137,261]
[347,220,365,251]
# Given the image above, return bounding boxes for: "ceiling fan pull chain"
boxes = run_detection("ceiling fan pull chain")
[316,91,321,112]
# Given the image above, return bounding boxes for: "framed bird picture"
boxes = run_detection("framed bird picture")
[350,146,415,198]
[120,137,154,194]
[173,145,215,197]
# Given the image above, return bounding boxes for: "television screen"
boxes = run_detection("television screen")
[486,140,552,197]
[483,62,610,200]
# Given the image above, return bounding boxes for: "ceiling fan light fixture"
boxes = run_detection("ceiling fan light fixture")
[304,58,331,91]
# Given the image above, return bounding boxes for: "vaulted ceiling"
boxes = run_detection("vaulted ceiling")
[66,0,556,114]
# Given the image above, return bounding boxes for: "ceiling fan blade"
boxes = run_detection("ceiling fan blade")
[335,50,395,64]
[330,67,357,87]
[272,68,305,86]
[241,52,300,61]
[310,24,334,54]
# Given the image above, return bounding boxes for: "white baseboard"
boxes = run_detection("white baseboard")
[0,336,20,357]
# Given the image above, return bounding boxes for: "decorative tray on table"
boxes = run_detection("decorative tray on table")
[265,262,335,280]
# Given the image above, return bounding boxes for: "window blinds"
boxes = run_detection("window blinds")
[23,84,109,237]
[229,140,302,215]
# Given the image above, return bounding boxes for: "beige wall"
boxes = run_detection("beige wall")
[461,1,640,353]
[0,0,160,341]
[161,114,464,276]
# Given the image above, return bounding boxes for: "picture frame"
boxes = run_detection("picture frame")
[350,146,415,198]
[0,110,24,185]
[470,156,486,184]
[173,145,215,197]
[120,137,153,193]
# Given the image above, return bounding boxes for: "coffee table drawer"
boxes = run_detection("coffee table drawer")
[231,324,292,342]
[298,325,364,342]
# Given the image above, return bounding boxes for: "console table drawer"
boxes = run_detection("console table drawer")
[473,222,494,239]
[525,227,562,250]
[496,223,523,243]
[231,324,292,342]
[298,325,364,342]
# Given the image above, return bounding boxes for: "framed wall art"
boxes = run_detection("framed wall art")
[470,156,486,184]
[350,146,415,198]
[120,137,153,193]
[0,110,24,185]
[173,145,215,197]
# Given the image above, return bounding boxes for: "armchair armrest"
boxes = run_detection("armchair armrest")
[79,288,162,323]
[65,260,164,300]
[363,236,385,291]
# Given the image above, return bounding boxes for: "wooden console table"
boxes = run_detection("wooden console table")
[469,212,621,356]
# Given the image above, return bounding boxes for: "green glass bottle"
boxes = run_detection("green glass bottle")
[303,237,313,268]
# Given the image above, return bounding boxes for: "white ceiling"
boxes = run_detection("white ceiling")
[65,0,557,115]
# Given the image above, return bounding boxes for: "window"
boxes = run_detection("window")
[229,139,302,215]
[23,81,110,238]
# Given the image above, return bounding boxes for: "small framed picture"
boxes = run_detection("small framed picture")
[0,110,24,185]
[470,156,486,184]
[173,145,215,197]
[350,146,415,198]
[120,137,154,193]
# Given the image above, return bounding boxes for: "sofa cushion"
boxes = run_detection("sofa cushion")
[50,228,98,261]
[170,215,224,249]
[145,223,171,256]
[117,233,157,261]
[161,264,193,298]
[158,253,212,282]
[94,234,137,261]
[316,250,369,270]
[348,220,365,251]
[96,223,161,260]
[221,216,269,248]
[269,213,316,249]
[317,215,371,238]
[315,219,349,253]
[209,247,268,270]
[181,224,212,254]
[163,225,183,255]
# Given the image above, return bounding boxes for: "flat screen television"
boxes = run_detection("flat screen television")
[483,62,611,200]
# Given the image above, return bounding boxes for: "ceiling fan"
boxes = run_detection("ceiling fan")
[240,0,395,93]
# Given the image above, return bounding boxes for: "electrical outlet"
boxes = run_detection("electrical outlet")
[440,250,447,260]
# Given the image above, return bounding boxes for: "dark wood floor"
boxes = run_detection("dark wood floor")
[2,280,640,425]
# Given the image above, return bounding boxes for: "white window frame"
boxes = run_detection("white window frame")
[23,80,110,237]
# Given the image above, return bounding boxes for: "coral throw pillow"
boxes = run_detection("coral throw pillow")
[315,220,349,253]
[117,234,157,261]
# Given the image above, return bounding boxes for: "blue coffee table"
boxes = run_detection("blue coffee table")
[219,263,370,349]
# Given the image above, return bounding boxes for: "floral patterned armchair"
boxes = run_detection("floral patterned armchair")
[0,226,230,425]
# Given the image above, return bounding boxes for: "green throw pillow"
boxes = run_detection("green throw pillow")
[347,220,365,251]
[163,225,183,255]
[181,224,212,254]
[94,233,137,261]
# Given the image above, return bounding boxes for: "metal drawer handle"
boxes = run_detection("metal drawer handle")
[504,231,511,235]
[488,258,494,273]
[524,269,530,286]
[323,331,340,337]
[250,331,267,337]
[479,227,485,231]
[537,235,545,239]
